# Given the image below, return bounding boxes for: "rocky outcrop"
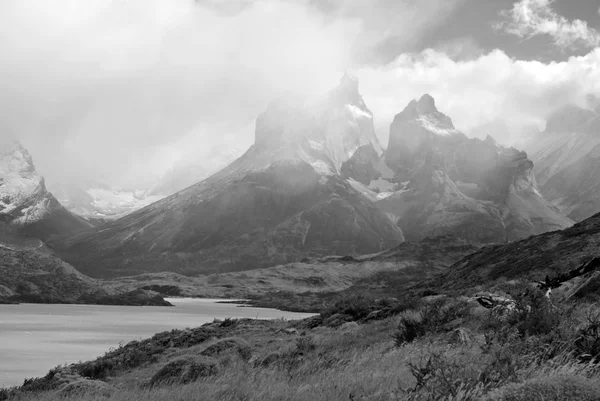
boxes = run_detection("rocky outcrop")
[51,75,404,278]
[0,140,91,239]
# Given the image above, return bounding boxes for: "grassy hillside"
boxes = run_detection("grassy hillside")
[4,287,600,400]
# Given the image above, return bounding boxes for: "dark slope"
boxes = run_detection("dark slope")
[423,212,600,292]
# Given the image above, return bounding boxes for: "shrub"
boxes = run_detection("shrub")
[394,299,471,346]
[574,308,600,363]
[150,356,219,387]
[200,338,253,362]
[394,316,425,346]
[59,379,115,398]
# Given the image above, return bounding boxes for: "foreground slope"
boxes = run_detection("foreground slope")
[0,141,91,240]
[53,74,404,278]
[524,104,600,222]
[371,95,572,242]
[424,211,600,292]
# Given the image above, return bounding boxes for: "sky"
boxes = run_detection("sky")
[0,0,599,188]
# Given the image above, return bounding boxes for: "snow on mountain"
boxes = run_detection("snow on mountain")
[0,140,91,239]
[49,145,244,222]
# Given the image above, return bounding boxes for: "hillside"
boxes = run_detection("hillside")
[423,212,600,293]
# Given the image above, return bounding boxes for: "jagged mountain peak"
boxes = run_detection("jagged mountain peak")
[0,139,36,175]
[251,73,382,173]
[0,141,90,239]
[392,94,456,133]
[417,94,437,114]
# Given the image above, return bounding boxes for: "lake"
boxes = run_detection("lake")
[0,298,315,387]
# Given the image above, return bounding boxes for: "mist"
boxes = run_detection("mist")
[0,0,599,189]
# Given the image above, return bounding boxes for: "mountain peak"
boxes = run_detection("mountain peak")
[1,139,36,175]
[417,94,437,114]
[340,70,358,90]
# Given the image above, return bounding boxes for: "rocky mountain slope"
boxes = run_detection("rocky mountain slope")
[346,95,572,243]
[423,211,600,293]
[51,74,404,278]
[522,105,600,222]
[0,140,91,240]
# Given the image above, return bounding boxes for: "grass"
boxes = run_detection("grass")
[5,286,600,401]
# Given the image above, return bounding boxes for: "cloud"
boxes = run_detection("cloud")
[357,47,600,146]
[496,0,600,50]
[0,0,459,188]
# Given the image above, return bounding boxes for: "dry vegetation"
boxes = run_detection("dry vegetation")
[4,283,600,401]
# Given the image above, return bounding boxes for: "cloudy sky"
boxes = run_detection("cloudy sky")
[0,0,599,188]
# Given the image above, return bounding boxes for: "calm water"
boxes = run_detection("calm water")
[0,298,314,387]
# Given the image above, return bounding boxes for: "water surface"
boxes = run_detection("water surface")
[0,298,314,387]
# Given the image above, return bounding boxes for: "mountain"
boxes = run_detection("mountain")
[523,105,600,222]
[424,211,600,295]
[49,146,243,222]
[50,182,165,223]
[51,74,404,278]
[0,140,91,240]
[0,245,171,306]
[347,95,572,243]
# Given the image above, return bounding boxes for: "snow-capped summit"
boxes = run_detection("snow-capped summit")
[0,140,90,239]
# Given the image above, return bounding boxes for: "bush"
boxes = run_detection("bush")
[200,338,253,362]
[394,316,425,346]
[59,379,115,398]
[394,299,471,346]
[150,356,219,387]
[574,309,600,363]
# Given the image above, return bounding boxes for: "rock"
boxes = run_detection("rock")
[364,310,384,322]
[200,337,253,361]
[59,379,115,398]
[150,356,219,387]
